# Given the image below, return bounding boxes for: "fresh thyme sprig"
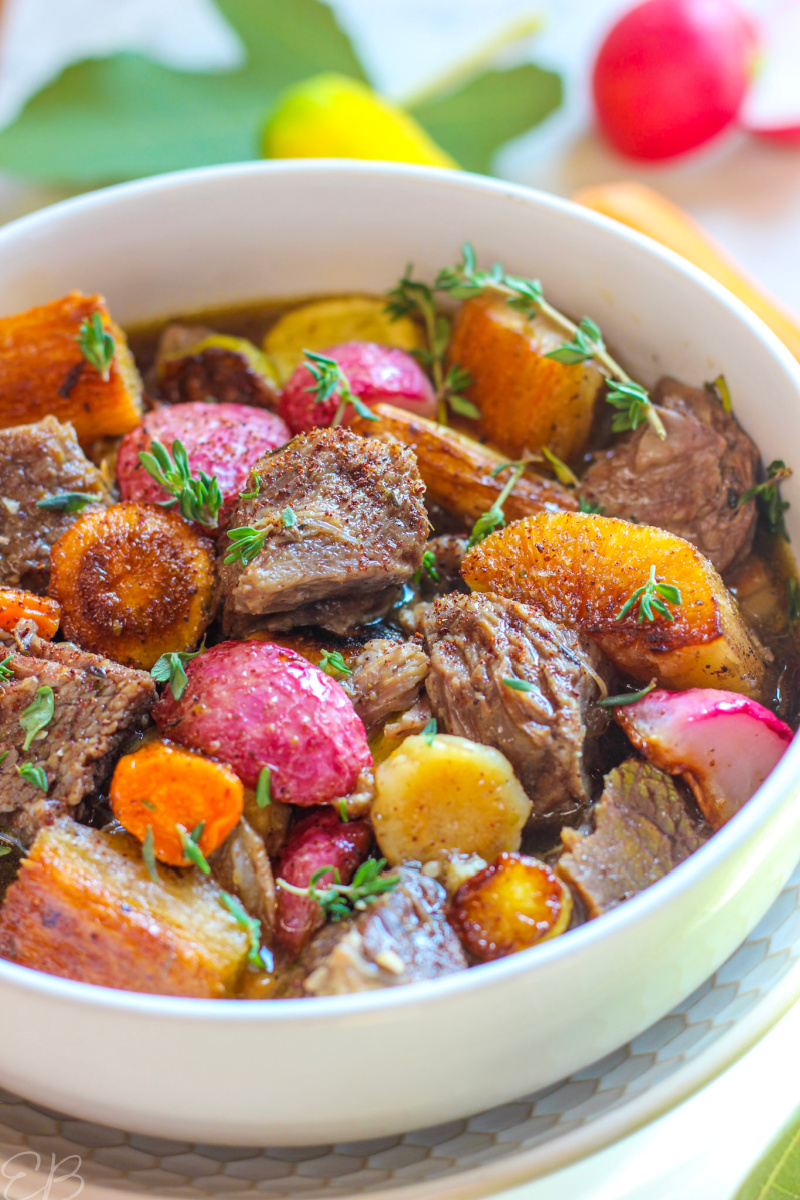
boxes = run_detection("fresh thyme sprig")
[17,763,47,791]
[319,650,353,678]
[468,461,526,548]
[150,648,203,701]
[178,822,210,875]
[385,269,477,424]
[36,492,103,514]
[224,525,268,565]
[220,890,266,968]
[502,676,536,692]
[433,243,666,441]
[738,460,792,541]
[277,858,400,922]
[579,496,605,515]
[616,566,682,624]
[19,686,54,751]
[303,350,378,426]
[76,311,114,380]
[598,679,657,708]
[0,656,13,682]
[413,548,440,586]
[422,717,437,745]
[255,766,272,809]
[540,446,579,488]
[138,438,222,528]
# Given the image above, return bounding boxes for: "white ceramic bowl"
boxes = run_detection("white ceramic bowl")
[0,162,799,1148]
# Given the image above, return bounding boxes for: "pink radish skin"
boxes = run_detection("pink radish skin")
[275,809,372,954]
[592,0,758,160]
[153,640,371,803]
[616,688,793,828]
[118,401,290,530]
[278,341,436,434]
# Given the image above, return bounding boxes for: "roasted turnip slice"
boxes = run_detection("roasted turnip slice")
[615,688,793,829]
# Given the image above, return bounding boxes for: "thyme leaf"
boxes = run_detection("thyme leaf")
[281,506,297,528]
[219,890,265,968]
[150,648,203,701]
[177,823,210,875]
[319,650,352,678]
[468,461,525,548]
[598,680,658,708]
[19,685,54,751]
[76,311,114,380]
[579,495,604,514]
[303,350,378,426]
[544,317,605,365]
[739,460,792,541]
[255,765,272,809]
[616,565,682,624]
[224,525,268,565]
[606,380,666,438]
[706,373,732,413]
[413,548,440,586]
[36,491,102,513]
[502,676,536,692]
[277,857,400,922]
[0,656,13,682]
[138,438,222,528]
[422,717,437,746]
[17,763,47,791]
[540,445,578,487]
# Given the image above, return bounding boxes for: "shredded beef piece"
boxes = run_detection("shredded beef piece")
[0,417,111,593]
[154,323,277,409]
[0,635,156,842]
[423,592,610,825]
[209,818,276,936]
[581,377,759,572]
[348,637,430,733]
[218,427,427,636]
[291,867,467,996]
[558,758,710,917]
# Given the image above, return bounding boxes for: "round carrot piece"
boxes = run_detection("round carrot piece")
[110,740,244,867]
[0,588,60,639]
[49,501,215,669]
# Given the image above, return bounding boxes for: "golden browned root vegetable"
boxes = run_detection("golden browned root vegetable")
[448,851,572,961]
[351,403,577,525]
[110,740,244,867]
[372,733,531,866]
[446,296,606,464]
[0,292,143,445]
[0,588,60,638]
[49,501,216,670]
[463,511,766,696]
[263,296,424,383]
[0,820,249,997]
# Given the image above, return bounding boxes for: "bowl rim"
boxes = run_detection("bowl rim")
[1,158,799,1023]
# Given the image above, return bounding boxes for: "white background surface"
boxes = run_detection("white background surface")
[0,1,799,1195]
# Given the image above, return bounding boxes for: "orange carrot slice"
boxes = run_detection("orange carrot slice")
[0,588,60,639]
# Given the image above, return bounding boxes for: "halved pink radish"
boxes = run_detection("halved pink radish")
[739,3,800,143]
[615,688,793,828]
[278,341,436,433]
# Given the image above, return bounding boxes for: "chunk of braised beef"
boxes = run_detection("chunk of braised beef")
[0,416,111,594]
[153,323,277,409]
[290,866,467,996]
[347,637,430,734]
[218,427,428,636]
[558,758,710,918]
[581,377,759,573]
[423,592,611,826]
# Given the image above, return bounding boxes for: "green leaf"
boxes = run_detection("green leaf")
[408,64,562,175]
[0,0,366,184]
[734,1102,800,1199]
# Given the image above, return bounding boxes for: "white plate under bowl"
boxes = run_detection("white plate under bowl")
[0,162,800,1147]
[1,861,800,1200]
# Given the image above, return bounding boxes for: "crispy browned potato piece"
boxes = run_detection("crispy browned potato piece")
[350,403,577,524]
[0,292,142,446]
[449,851,572,961]
[462,511,766,696]
[0,819,249,996]
[447,296,605,463]
[49,501,215,669]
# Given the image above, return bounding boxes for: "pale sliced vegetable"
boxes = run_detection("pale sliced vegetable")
[264,296,423,383]
[615,688,793,829]
[372,733,531,865]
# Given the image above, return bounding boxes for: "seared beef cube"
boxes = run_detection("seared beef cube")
[154,323,277,409]
[218,427,428,636]
[558,759,710,917]
[0,635,155,840]
[423,592,610,825]
[297,867,467,996]
[0,819,249,996]
[348,637,430,733]
[209,817,276,936]
[0,416,110,593]
[581,378,759,572]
